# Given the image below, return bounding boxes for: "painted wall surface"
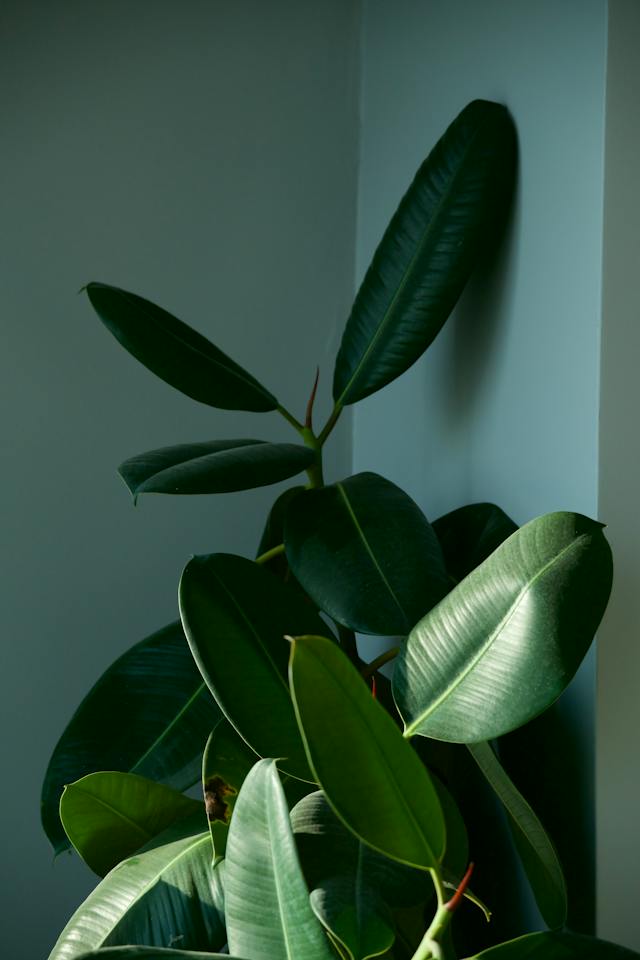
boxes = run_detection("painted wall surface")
[354,0,607,933]
[598,0,640,949]
[0,2,358,956]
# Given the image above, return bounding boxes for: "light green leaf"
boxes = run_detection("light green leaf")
[224,759,335,960]
[284,472,449,635]
[462,931,640,958]
[332,100,516,407]
[42,622,219,855]
[60,771,201,877]
[289,635,444,871]
[394,512,613,742]
[85,282,277,411]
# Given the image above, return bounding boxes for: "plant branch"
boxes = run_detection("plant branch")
[361,646,400,679]
[317,403,342,446]
[255,543,285,565]
[277,403,305,435]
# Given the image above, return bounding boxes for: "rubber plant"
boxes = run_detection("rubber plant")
[42,100,632,960]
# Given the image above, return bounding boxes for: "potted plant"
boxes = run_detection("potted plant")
[42,99,632,960]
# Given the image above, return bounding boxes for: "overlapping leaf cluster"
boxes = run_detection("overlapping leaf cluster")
[43,101,629,960]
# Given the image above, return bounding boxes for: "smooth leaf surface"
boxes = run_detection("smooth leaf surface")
[463,931,640,959]
[257,485,305,558]
[290,635,445,871]
[310,878,394,960]
[49,820,224,960]
[180,554,333,781]
[42,621,219,855]
[202,718,259,858]
[60,771,201,877]
[86,282,277,411]
[394,512,613,742]
[224,759,335,960]
[74,950,236,960]
[468,741,567,929]
[433,502,518,582]
[284,472,449,635]
[120,440,315,499]
[332,100,516,406]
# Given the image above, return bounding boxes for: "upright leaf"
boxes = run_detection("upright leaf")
[333,100,516,406]
[394,512,613,742]
[86,282,277,411]
[468,741,567,929]
[433,502,518,582]
[60,771,202,877]
[180,554,333,781]
[49,821,224,960]
[284,472,449,635]
[119,439,315,499]
[42,622,219,855]
[224,759,335,960]
[289,635,445,871]
[462,931,640,959]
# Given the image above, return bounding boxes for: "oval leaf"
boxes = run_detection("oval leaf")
[310,878,394,960]
[179,553,333,781]
[60,771,202,877]
[289,635,445,871]
[394,512,613,742]
[284,472,449,635]
[433,502,518,582]
[119,440,315,498]
[42,622,219,855]
[49,823,224,960]
[224,759,335,960]
[333,100,516,406]
[468,741,566,928]
[462,931,640,959]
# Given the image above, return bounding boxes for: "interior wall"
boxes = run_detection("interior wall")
[0,2,358,957]
[354,0,607,932]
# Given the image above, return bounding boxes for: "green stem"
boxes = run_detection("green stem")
[255,543,285,565]
[277,403,305,436]
[301,426,325,488]
[361,645,400,679]
[317,403,342,446]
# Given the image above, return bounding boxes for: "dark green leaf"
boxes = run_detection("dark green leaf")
[202,718,260,859]
[393,512,613,742]
[433,502,518,582]
[180,554,333,781]
[333,100,516,406]
[49,820,224,960]
[284,472,449,635]
[310,877,394,960]
[257,485,305,558]
[42,621,219,855]
[85,282,277,411]
[119,440,315,499]
[60,771,202,877]
[462,931,640,959]
[289,635,445,871]
[224,759,335,960]
[74,951,236,960]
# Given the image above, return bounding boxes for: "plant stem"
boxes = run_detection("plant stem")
[361,646,400,679]
[317,403,342,446]
[255,543,285,565]
[301,426,325,488]
[277,403,305,435]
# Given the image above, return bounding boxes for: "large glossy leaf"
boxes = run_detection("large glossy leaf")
[311,878,394,960]
[60,771,201,877]
[42,621,219,855]
[119,440,315,499]
[180,553,333,781]
[332,100,516,407]
[289,635,444,871]
[224,759,335,960]
[468,741,566,928]
[49,818,224,960]
[394,512,613,742]
[74,951,237,960]
[462,931,640,959]
[85,282,277,411]
[284,472,449,635]
[257,485,305,558]
[433,502,518,582]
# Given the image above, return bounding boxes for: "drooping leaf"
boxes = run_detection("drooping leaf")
[394,512,613,742]
[85,282,277,411]
[468,741,566,929]
[119,440,315,499]
[180,554,334,781]
[332,100,516,407]
[60,771,202,877]
[289,635,445,871]
[201,718,259,859]
[284,472,449,635]
[310,878,395,960]
[42,621,219,855]
[433,502,518,582]
[462,931,640,959]
[224,759,335,960]
[49,819,224,960]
